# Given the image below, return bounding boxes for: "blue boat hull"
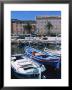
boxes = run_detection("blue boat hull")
[32,57,60,69]
[25,46,60,69]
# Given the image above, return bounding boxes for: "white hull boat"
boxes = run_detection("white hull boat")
[11,54,46,79]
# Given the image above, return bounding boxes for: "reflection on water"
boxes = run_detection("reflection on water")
[11,42,61,55]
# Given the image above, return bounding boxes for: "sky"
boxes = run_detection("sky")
[11,11,61,20]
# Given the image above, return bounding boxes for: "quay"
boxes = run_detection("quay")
[11,36,61,44]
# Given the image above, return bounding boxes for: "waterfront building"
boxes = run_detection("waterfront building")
[11,19,36,35]
[36,16,61,36]
[11,16,61,36]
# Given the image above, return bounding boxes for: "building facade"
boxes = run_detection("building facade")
[36,16,61,35]
[11,19,36,35]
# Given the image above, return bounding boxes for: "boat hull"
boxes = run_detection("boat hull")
[32,57,60,69]
[25,46,60,69]
[11,67,39,79]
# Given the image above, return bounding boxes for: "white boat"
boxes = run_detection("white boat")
[11,54,46,79]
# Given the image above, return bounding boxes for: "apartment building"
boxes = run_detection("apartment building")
[36,16,61,35]
[11,19,36,35]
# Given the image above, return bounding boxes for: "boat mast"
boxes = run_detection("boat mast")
[38,68,41,79]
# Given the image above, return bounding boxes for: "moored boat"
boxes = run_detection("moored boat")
[25,46,60,69]
[44,47,61,57]
[11,54,46,79]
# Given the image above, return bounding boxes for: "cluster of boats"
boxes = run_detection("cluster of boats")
[11,46,61,79]
[11,34,61,45]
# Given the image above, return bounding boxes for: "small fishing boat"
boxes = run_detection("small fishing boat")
[11,54,46,79]
[44,47,61,57]
[25,46,60,69]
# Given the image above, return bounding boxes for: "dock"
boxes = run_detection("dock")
[11,37,61,44]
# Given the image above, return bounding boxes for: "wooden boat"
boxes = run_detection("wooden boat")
[25,46,60,69]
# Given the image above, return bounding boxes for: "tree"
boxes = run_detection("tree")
[24,22,32,34]
[46,22,53,36]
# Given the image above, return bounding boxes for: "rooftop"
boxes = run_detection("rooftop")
[11,19,36,24]
[36,16,61,19]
